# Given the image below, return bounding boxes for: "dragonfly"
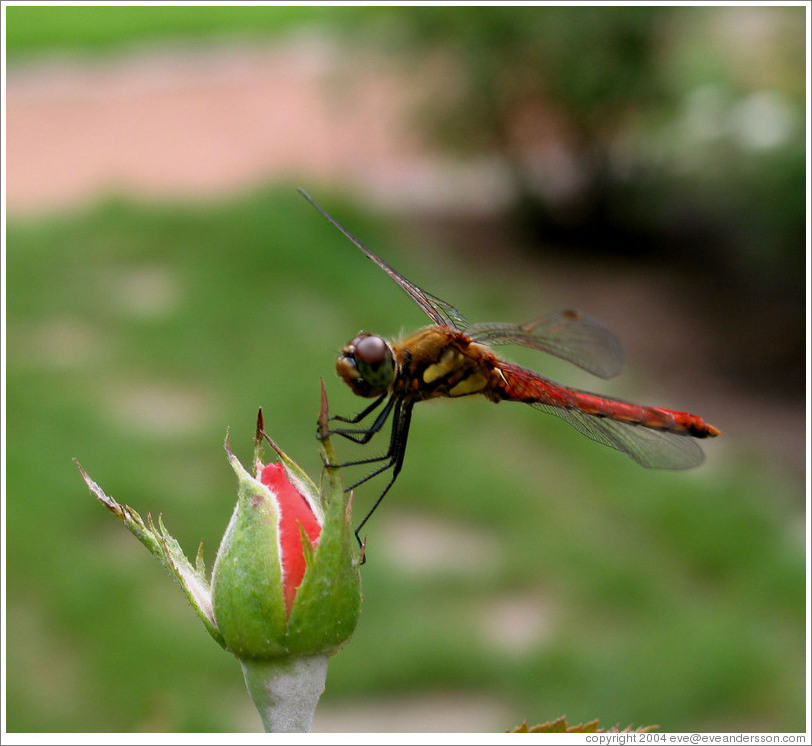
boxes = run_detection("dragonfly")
[300,190,720,543]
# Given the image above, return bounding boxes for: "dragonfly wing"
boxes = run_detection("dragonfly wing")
[532,402,705,469]
[299,189,467,330]
[414,289,469,331]
[466,310,625,379]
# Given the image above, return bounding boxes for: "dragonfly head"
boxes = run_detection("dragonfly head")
[337,333,396,398]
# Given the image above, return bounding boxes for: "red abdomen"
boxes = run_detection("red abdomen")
[493,361,720,438]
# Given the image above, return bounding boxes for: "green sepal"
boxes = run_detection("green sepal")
[284,382,361,654]
[75,459,225,649]
[211,444,288,659]
[284,467,360,655]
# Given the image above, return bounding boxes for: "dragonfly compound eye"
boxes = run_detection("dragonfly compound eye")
[336,334,396,397]
[353,335,396,390]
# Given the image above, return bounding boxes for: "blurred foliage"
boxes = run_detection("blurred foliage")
[5,187,806,732]
[368,7,669,151]
[347,7,805,287]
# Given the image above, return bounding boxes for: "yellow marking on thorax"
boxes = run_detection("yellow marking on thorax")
[422,346,460,384]
[448,370,489,396]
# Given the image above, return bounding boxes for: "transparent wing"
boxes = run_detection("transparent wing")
[533,402,706,469]
[466,310,625,379]
[299,189,468,330]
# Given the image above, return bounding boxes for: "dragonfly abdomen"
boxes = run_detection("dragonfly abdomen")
[568,391,719,438]
[494,361,720,439]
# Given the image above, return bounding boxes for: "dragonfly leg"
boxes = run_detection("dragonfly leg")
[330,393,388,425]
[317,393,387,443]
[350,400,414,548]
[329,395,397,445]
[321,393,414,552]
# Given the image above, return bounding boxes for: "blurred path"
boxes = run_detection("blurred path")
[6,38,506,215]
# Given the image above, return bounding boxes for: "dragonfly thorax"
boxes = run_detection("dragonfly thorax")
[337,333,397,398]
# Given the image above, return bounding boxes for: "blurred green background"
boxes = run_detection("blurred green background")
[4,5,807,734]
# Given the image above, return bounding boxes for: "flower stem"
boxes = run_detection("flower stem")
[240,655,329,733]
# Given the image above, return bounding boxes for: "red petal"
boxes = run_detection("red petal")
[260,463,321,616]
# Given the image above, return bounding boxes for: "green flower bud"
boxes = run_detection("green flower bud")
[211,433,360,661]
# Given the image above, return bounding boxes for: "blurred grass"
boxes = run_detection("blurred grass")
[5,185,806,732]
[4,5,356,57]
